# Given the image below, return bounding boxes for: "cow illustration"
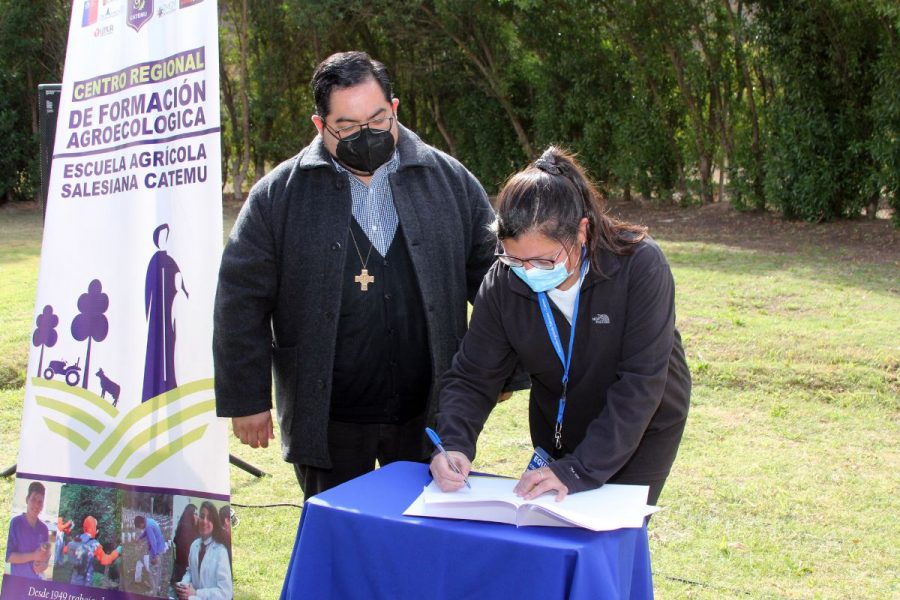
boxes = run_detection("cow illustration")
[95,369,121,407]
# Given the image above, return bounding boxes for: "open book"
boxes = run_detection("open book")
[403,475,659,532]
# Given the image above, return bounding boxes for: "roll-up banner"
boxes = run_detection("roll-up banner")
[2,1,231,598]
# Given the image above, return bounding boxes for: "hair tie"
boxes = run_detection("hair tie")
[533,158,561,175]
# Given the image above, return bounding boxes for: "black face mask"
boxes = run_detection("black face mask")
[335,127,396,175]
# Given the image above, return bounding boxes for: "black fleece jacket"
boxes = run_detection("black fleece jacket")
[437,237,691,493]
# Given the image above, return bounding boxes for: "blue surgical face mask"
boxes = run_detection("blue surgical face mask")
[511,261,574,293]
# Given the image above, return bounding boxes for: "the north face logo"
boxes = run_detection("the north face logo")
[592,314,610,325]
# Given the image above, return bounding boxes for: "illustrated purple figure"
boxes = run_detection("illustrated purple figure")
[142,224,189,402]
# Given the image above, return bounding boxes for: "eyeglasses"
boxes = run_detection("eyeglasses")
[324,114,395,141]
[495,243,569,270]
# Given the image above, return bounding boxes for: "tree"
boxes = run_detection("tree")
[71,279,109,391]
[592,0,694,202]
[32,304,59,378]
[757,0,889,221]
[512,0,678,200]
[219,0,253,200]
[868,0,900,224]
[418,1,535,160]
[0,0,67,203]
[58,484,120,549]
[723,0,766,210]
[182,0,900,222]
[245,1,314,178]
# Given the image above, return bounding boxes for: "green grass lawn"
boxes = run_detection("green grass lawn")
[1,203,897,599]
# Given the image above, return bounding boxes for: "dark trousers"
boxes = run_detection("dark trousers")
[646,478,667,506]
[293,412,430,498]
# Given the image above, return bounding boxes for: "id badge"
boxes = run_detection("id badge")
[526,446,554,471]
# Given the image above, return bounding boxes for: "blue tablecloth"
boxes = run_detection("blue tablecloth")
[280,461,653,600]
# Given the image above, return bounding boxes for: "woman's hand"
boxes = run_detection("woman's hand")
[514,467,569,502]
[429,451,472,492]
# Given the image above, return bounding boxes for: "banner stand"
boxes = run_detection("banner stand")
[3,457,265,479]
[3,3,237,598]
[28,75,266,482]
[229,454,266,477]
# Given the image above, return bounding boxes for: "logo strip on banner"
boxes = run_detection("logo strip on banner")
[2,0,231,598]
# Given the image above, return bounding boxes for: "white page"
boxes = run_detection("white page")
[421,475,522,506]
[524,482,655,529]
[405,495,522,526]
[406,476,660,531]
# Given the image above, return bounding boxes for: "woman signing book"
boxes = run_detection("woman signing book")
[430,146,690,505]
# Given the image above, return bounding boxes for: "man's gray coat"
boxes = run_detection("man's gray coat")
[213,126,502,468]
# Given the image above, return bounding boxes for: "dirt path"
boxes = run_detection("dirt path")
[5,198,898,267]
[606,200,899,267]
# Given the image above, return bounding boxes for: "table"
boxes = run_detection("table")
[280,462,653,599]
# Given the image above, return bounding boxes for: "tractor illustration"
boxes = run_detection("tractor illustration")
[43,357,81,387]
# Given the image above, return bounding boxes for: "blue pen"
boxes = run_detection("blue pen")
[425,427,471,489]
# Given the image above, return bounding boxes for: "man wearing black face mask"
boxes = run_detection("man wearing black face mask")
[213,51,526,497]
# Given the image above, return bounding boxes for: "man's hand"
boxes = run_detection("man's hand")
[497,391,513,402]
[35,545,51,562]
[232,411,275,449]
[32,544,51,574]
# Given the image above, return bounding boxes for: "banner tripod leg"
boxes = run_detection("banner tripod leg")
[1,453,259,482]
[2,460,265,478]
[229,454,266,477]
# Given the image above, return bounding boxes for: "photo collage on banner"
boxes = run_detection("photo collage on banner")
[5,478,233,598]
[2,1,230,599]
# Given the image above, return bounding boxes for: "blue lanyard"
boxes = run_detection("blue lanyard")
[536,258,589,449]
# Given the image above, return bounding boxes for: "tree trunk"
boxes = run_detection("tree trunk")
[431,92,457,156]
[698,34,733,204]
[253,116,273,189]
[26,67,37,135]
[719,157,726,203]
[27,66,40,202]
[867,194,879,219]
[666,42,714,204]
[419,5,534,158]
[254,153,265,189]
[219,59,243,201]
[619,34,684,202]
[236,0,252,197]
[724,0,766,211]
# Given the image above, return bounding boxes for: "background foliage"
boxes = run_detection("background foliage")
[58,484,121,550]
[0,0,897,222]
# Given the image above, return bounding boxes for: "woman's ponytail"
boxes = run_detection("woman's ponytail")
[496,145,646,275]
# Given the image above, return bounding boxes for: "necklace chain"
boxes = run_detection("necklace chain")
[348,227,375,268]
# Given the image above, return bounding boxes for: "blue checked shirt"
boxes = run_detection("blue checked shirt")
[333,150,400,257]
